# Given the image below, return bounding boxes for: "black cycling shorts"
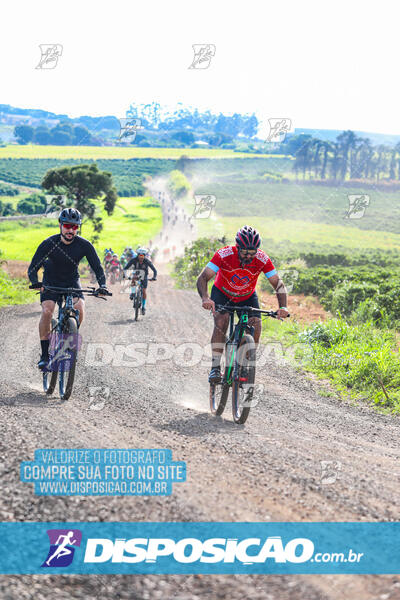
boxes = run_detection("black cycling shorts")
[131,275,148,289]
[40,289,84,304]
[210,285,261,318]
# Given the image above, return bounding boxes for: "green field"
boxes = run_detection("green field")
[0,196,162,260]
[191,180,399,234]
[0,145,279,160]
[192,213,400,251]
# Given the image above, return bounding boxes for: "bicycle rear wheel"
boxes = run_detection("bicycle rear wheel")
[42,318,58,395]
[232,333,256,424]
[134,289,141,321]
[58,317,78,401]
[209,353,229,416]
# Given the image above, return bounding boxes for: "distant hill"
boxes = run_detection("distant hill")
[1,102,400,149]
[293,128,400,147]
[0,104,120,138]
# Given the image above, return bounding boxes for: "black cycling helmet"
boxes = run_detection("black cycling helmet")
[235,225,261,249]
[58,207,82,225]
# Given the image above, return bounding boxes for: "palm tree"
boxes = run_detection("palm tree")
[375,145,389,182]
[390,142,400,180]
[329,142,341,180]
[294,139,315,179]
[320,141,333,180]
[337,130,358,181]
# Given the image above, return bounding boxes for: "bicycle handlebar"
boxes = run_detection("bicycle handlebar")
[214,304,290,318]
[29,284,113,298]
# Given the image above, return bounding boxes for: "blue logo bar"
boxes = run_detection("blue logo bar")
[0,522,399,574]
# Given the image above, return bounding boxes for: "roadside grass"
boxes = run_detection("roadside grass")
[261,317,400,414]
[0,145,279,160]
[0,196,162,259]
[0,269,36,307]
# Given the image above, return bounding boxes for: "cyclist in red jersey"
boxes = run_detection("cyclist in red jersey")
[197,225,289,382]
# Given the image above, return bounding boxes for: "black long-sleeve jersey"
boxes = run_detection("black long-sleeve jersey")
[123,256,157,278]
[28,234,106,288]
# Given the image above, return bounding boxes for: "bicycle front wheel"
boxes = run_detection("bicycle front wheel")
[134,290,141,321]
[209,352,229,416]
[43,318,58,395]
[232,333,256,424]
[58,317,78,401]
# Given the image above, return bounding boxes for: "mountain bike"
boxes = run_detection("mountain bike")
[30,284,112,400]
[129,270,155,321]
[209,305,290,424]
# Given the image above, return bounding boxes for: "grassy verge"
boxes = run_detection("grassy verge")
[0,269,36,307]
[261,317,400,414]
[0,196,162,259]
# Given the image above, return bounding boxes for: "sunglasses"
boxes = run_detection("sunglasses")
[239,249,257,257]
[62,223,79,230]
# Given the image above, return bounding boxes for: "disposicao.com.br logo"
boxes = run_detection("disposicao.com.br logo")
[35,527,365,573]
[83,536,356,565]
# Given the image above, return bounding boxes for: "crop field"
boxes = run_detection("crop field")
[193,214,400,252]
[0,158,176,195]
[0,145,278,160]
[192,180,400,234]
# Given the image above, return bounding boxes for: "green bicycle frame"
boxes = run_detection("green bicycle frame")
[225,313,249,384]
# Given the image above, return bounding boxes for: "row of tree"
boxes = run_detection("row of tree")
[126,102,259,138]
[293,130,400,181]
[14,122,99,146]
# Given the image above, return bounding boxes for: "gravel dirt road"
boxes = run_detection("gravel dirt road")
[0,183,399,599]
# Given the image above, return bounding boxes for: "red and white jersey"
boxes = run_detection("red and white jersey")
[207,245,276,302]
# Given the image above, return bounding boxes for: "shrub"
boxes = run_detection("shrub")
[173,236,227,288]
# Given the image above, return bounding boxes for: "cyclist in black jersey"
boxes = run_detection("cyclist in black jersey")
[28,208,108,369]
[123,247,157,314]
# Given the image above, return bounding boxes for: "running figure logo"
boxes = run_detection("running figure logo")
[36,44,63,69]
[188,44,216,69]
[41,529,82,567]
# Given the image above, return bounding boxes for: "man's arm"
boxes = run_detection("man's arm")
[27,239,50,284]
[197,266,217,311]
[267,273,289,318]
[147,259,157,278]
[123,257,135,271]
[85,243,106,287]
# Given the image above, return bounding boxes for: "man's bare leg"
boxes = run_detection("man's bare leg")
[211,312,229,369]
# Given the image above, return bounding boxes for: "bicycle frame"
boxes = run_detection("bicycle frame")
[54,292,80,334]
[215,304,288,385]
[224,312,255,385]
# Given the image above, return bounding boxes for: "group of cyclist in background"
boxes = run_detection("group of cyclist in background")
[101,247,157,311]
[28,207,157,370]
